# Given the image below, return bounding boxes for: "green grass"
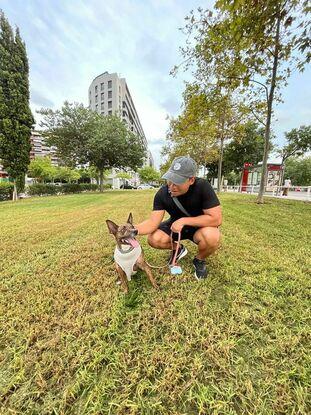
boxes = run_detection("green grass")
[0,191,310,415]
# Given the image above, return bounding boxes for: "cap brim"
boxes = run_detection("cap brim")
[162,171,188,185]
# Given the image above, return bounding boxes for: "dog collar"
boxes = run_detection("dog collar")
[117,245,134,254]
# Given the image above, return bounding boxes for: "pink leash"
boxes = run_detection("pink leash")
[143,231,182,273]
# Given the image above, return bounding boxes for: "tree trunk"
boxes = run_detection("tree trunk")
[257,15,281,204]
[12,181,18,201]
[99,169,104,192]
[217,125,225,193]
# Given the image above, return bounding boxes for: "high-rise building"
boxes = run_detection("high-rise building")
[30,131,59,166]
[88,72,154,167]
[0,131,59,181]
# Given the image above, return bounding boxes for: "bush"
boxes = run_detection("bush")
[60,183,82,194]
[103,183,112,189]
[28,184,58,196]
[79,183,99,191]
[27,183,100,197]
[0,182,14,201]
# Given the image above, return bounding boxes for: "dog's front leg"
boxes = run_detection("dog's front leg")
[115,264,129,293]
[137,258,159,289]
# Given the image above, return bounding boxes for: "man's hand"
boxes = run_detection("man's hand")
[171,218,186,233]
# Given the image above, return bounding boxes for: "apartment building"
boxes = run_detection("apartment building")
[0,131,59,182]
[88,72,154,168]
[30,131,59,166]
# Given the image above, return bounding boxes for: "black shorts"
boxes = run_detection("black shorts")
[158,219,199,242]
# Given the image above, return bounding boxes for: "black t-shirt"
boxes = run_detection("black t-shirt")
[153,178,220,220]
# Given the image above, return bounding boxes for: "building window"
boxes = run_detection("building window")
[108,90,112,99]
[95,104,98,111]
[108,80,112,89]
[95,95,98,103]
[101,111,105,115]
[108,110,112,115]
[89,100,91,106]
[108,101,112,109]
[101,92,104,100]
[101,83,104,91]
[101,102,104,110]
[95,85,98,93]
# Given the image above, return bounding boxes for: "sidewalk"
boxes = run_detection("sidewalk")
[223,186,311,202]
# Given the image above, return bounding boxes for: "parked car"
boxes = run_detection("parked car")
[120,183,137,189]
[137,183,153,190]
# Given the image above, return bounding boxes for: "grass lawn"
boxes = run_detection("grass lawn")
[0,191,310,415]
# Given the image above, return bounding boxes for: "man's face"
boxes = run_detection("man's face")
[167,177,195,197]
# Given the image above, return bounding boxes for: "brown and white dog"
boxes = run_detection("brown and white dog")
[106,213,158,293]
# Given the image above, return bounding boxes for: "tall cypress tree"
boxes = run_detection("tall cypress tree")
[0,11,34,200]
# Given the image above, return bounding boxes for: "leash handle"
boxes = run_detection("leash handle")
[170,231,181,267]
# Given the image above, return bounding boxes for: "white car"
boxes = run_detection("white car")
[137,184,153,190]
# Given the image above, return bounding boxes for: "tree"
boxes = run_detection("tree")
[138,166,161,183]
[284,156,311,185]
[117,171,131,188]
[39,104,146,191]
[0,11,34,200]
[88,114,145,191]
[277,125,311,188]
[162,84,247,191]
[174,1,310,203]
[55,166,81,183]
[28,156,55,183]
[223,122,269,173]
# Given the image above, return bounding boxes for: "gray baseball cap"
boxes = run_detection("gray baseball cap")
[162,156,197,185]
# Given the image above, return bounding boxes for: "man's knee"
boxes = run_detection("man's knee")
[147,230,170,248]
[194,227,221,249]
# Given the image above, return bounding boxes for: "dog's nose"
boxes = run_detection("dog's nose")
[133,228,138,236]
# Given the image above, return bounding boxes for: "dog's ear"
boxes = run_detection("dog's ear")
[127,213,133,224]
[106,219,118,235]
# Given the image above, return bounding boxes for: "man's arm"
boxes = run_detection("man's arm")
[171,206,222,232]
[135,210,165,235]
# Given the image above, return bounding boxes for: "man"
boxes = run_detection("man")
[282,178,291,196]
[135,156,222,280]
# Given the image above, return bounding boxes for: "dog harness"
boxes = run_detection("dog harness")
[114,245,142,281]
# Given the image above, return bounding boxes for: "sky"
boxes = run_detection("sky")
[1,0,310,168]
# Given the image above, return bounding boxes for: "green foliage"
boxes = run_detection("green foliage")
[279,125,311,162]
[28,156,56,182]
[55,166,81,183]
[0,181,13,200]
[175,1,310,201]
[284,156,311,185]
[0,11,34,181]
[116,171,131,180]
[38,104,145,191]
[138,166,160,183]
[27,183,99,196]
[27,183,58,196]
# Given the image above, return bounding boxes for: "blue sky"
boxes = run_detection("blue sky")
[1,0,310,168]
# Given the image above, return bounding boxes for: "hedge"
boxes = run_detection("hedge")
[0,182,14,201]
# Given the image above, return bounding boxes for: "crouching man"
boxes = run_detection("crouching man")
[134,156,222,280]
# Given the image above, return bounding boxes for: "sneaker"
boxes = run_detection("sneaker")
[169,244,188,265]
[193,257,208,280]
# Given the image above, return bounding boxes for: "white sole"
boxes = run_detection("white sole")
[177,246,188,261]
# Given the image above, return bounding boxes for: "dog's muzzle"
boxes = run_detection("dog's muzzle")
[132,228,138,236]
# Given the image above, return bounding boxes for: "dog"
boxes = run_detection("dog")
[106,213,158,293]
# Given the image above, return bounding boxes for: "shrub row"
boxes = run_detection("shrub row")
[27,183,103,196]
[0,182,14,201]
[0,183,113,200]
